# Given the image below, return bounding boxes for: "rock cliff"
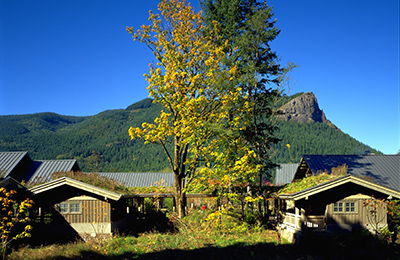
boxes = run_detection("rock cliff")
[277,92,337,128]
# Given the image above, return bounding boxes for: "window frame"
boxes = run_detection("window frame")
[333,200,357,214]
[58,202,82,214]
[333,202,343,212]
[345,201,356,213]
[59,203,69,213]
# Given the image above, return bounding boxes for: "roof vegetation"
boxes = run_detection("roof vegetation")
[279,164,348,194]
[50,171,131,194]
[49,171,177,195]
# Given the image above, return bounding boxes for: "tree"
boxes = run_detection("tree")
[386,199,400,244]
[127,0,238,218]
[201,0,295,211]
[87,150,103,172]
[0,188,33,260]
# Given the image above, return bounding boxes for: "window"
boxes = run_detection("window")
[345,202,355,212]
[334,202,343,212]
[70,203,81,213]
[333,201,357,213]
[58,202,81,214]
[59,203,69,213]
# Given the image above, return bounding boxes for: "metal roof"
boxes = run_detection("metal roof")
[0,152,29,178]
[93,172,174,187]
[275,164,298,186]
[28,160,80,184]
[299,155,400,191]
[279,174,400,200]
[0,151,80,184]
[28,177,121,201]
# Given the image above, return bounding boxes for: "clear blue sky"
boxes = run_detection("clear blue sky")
[1,0,399,154]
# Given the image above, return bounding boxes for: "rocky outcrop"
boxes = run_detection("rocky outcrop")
[277,92,337,128]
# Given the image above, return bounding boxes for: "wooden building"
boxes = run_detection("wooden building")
[277,155,400,242]
[1,152,216,240]
[27,177,127,238]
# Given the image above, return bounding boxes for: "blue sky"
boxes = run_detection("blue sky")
[0,0,399,154]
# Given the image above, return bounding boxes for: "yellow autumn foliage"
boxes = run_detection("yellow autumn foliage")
[0,188,33,258]
[127,0,266,217]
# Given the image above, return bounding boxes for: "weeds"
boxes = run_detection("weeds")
[6,209,400,260]
[7,209,280,259]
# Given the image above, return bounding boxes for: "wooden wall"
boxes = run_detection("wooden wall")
[326,194,387,226]
[56,196,111,224]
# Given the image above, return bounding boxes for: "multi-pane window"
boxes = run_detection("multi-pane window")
[333,202,343,212]
[59,203,69,213]
[70,203,81,213]
[333,201,356,213]
[58,202,81,214]
[345,202,355,212]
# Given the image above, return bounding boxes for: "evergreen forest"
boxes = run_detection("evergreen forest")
[0,96,379,172]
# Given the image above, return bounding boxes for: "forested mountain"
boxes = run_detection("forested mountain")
[0,94,379,172]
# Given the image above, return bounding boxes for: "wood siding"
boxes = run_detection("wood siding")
[56,198,111,224]
[326,197,387,225]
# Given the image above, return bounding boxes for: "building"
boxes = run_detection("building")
[277,155,400,242]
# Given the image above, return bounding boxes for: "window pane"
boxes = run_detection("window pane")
[334,202,343,212]
[59,203,68,213]
[70,203,80,213]
[345,202,355,212]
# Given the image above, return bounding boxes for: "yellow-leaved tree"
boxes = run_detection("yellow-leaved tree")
[127,0,240,218]
[0,188,33,260]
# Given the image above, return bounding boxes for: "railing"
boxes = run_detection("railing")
[282,212,301,229]
[305,215,326,231]
[282,213,326,231]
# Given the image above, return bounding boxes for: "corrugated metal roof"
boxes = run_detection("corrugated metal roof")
[93,172,174,187]
[28,160,79,184]
[302,155,400,191]
[0,152,29,178]
[280,174,400,200]
[28,177,121,201]
[275,164,298,185]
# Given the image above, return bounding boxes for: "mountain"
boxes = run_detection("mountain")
[277,92,336,128]
[0,94,380,172]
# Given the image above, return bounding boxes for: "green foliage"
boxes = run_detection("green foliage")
[271,120,380,164]
[127,185,174,194]
[202,0,293,186]
[0,101,170,172]
[47,171,130,194]
[386,199,400,243]
[8,209,283,259]
[0,97,379,173]
[278,171,346,194]
[126,98,154,110]
[7,208,400,259]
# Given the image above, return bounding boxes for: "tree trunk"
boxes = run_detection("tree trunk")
[174,171,186,218]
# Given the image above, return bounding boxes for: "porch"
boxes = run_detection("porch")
[282,212,326,231]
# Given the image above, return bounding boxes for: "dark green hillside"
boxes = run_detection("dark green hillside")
[0,113,87,135]
[126,98,154,110]
[270,121,380,164]
[0,101,170,172]
[0,96,379,172]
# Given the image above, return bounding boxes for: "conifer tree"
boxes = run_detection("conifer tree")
[202,0,295,189]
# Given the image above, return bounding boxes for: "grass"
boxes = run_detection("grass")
[279,164,348,195]
[279,173,345,195]
[7,209,400,260]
